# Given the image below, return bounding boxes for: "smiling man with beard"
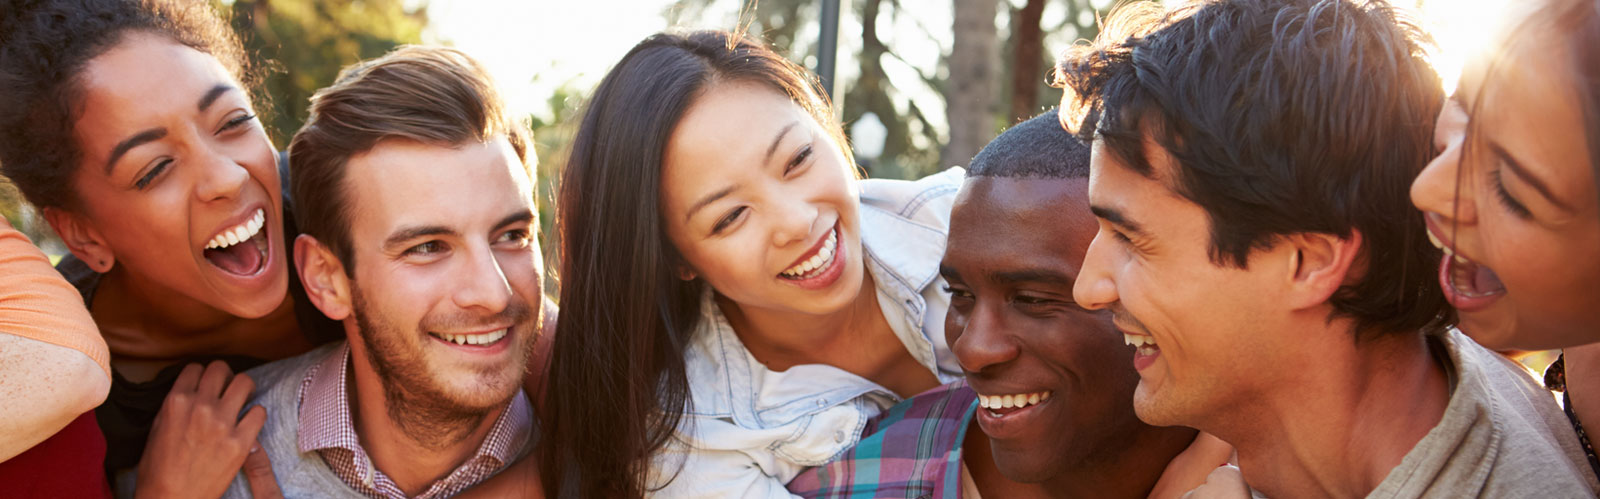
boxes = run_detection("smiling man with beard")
[787,110,1216,499]
[220,46,543,498]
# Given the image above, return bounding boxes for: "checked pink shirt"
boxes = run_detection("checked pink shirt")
[296,343,532,499]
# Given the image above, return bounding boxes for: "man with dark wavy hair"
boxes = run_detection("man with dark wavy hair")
[1057,0,1597,496]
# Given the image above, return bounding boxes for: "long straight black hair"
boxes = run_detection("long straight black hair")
[540,30,850,498]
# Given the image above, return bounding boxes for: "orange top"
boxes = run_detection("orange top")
[0,217,109,376]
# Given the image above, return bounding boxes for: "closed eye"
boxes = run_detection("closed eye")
[135,159,172,190]
[785,145,813,175]
[219,113,257,134]
[712,207,746,235]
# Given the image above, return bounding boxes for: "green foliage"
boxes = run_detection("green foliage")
[224,0,428,142]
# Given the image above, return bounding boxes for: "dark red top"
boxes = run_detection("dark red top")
[0,411,111,498]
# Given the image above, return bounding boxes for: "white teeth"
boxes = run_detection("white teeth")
[206,208,266,250]
[978,391,1052,411]
[1124,334,1156,348]
[434,328,509,346]
[781,228,840,278]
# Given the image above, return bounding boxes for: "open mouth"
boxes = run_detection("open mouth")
[977,390,1052,418]
[777,223,846,290]
[1125,333,1161,371]
[203,208,268,277]
[1426,227,1506,309]
[429,328,510,347]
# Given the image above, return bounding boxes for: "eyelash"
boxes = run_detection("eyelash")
[786,146,813,174]
[221,113,257,132]
[712,207,745,235]
[135,160,171,190]
[1490,166,1533,219]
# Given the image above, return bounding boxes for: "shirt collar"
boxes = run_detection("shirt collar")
[296,342,534,474]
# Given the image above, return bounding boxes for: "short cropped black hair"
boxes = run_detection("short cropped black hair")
[1056,0,1451,340]
[967,108,1090,179]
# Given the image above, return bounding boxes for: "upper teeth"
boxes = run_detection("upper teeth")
[435,329,508,346]
[206,209,266,250]
[1426,230,1454,257]
[978,391,1051,410]
[781,229,838,277]
[1125,334,1156,348]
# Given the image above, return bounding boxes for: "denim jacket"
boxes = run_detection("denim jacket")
[647,167,967,498]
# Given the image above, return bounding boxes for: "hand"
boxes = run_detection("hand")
[134,361,269,499]
[1181,465,1250,499]
[1149,432,1236,499]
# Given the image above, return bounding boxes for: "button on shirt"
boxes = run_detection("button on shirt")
[648,168,968,498]
[296,343,533,499]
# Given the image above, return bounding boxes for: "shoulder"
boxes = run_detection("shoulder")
[243,342,342,406]
[858,167,965,226]
[787,382,975,498]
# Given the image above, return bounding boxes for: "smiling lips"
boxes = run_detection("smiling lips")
[780,226,839,280]
[432,328,509,346]
[978,391,1052,415]
[1425,219,1507,310]
[202,208,268,276]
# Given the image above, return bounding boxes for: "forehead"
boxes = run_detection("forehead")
[75,34,241,153]
[660,82,812,200]
[947,176,1095,271]
[343,137,532,236]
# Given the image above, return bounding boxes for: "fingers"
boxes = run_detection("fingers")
[169,362,205,395]
[195,360,235,399]
[236,405,268,440]
[220,372,257,415]
[243,437,284,499]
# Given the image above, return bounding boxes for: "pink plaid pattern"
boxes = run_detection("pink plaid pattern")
[296,343,532,499]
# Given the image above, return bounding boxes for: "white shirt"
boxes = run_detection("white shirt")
[648,167,968,498]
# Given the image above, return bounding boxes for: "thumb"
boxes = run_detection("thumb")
[243,439,283,499]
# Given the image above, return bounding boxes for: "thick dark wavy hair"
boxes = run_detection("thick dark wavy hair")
[1056,0,1452,341]
[0,0,258,210]
[541,30,849,498]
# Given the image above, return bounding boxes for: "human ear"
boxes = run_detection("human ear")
[295,234,353,321]
[43,207,115,273]
[1281,231,1363,311]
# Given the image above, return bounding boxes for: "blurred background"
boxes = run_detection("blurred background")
[0,0,1542,367]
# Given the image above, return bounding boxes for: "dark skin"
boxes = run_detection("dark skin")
[941,176,1196,498]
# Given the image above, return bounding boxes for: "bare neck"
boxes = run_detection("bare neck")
[348,343,504,496]
[1220,325,1449,498]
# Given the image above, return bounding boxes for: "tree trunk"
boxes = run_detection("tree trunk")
[946,0,999,168]
[1009,0,1046,123]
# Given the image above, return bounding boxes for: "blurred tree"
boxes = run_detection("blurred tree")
[947,0,1000,168]
[224,0,428,142]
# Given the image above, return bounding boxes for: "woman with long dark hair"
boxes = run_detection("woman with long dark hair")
[541,30,965,497]
[1410,0,1600,483]
[0,0,337,495]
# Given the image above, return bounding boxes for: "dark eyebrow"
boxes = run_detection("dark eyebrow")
[495,210,536,230]
[766,121,799,163]
[104,128,168,175]
[993,268,1075,286]
[198,84,234,112]
[1488,141,1573,213]
[938,264,961,281]
[684,185,737,222]
[384,225,456,251]
[1090,205,1147,237]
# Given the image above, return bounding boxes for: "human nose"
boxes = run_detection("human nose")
[1073,229,1120,311]
[770,197,818,248]
[194,148,250,204]
[1411,134,1477,228]
[951,299,1019,374]
[453,243,514,314]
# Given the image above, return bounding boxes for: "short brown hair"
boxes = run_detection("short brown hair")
[288,45,532,270]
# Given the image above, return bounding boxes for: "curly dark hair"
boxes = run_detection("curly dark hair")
[0,0,259,210]
[1055,0,1451,340]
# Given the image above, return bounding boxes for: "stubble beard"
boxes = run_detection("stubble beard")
[349,287,533,451]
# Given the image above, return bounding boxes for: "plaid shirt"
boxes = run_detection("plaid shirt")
[297,343,532,499]
[786,381,979,499]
